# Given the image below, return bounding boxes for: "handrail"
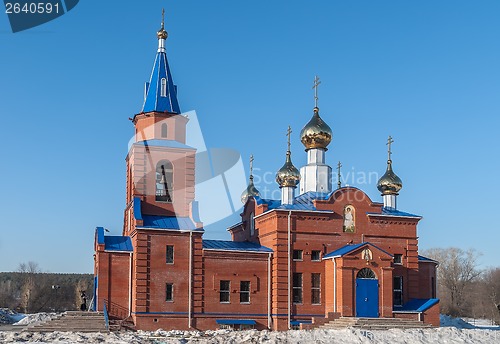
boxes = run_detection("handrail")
[103,299,129,320]
[103,303,110,331]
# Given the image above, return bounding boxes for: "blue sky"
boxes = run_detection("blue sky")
[1,0,499,273]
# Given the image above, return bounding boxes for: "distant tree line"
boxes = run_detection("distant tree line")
[423,247,500,324]
[0,262,93,314]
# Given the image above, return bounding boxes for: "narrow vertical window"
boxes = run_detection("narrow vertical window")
[166,245,174,264]
[292,273,303,304]
[394,254,403,265]
[394,276,403,306]
[293,250,303,261]
[240,281,250,303]
[431,277,436,299]
[220,280,230,303]
[161,78,167,97]
[166,283,173,302]
[161,123,168,138]
[249,212,255,236]
[311,273,321,304]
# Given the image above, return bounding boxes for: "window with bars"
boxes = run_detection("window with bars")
[220,280,230,303]
[311,273,321,304]
[394,276,403,306]
[240,281,250,303]
[293,273,303,304]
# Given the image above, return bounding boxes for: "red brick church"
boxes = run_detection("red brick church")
[93,13,439,331]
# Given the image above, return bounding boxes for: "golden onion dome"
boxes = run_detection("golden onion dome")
[276,152,300,188]
[377,160,403,195]
[241,176,260,204]
[300,107,332,150]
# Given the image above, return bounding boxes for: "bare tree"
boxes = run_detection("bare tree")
[423,247,482,317]
[17,261,41,313]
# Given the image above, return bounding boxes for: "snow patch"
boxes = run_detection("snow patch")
[13,312,57,326]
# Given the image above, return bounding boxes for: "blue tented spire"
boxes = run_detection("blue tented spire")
[141,14,181,114]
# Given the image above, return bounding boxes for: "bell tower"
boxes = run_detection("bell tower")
[123,10,198,234]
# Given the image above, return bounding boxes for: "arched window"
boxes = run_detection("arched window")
[161,123,168,138]
[357,268,376,279]
[156,160,173,202]
[160,78,167,97]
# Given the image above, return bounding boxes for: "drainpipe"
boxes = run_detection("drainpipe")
[267,252,272,329]
[333,258,337,313]
[188,231,193,328]
[128,252,133,317]
[288,210,291,330]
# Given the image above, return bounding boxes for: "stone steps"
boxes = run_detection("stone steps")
[25,311,108,333]
[319,317,433,330]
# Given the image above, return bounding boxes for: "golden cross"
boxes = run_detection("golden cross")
[387,135,394,161]
[249,154,254,176]
[286,126,292,152]
[161,8,165,29]
[337,161,342,189]
[312,75,321,108]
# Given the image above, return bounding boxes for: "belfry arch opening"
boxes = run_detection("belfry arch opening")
[156,160,173,202]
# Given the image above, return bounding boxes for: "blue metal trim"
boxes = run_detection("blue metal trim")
[133,197,143,221]
[216,319,256,325]
[96,227,105,245]
[104,236,133,252]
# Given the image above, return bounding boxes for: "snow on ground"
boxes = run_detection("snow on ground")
[0,309,25,324]
[0,313,499,343]
[13,312,56,326]
[0,327,499,344]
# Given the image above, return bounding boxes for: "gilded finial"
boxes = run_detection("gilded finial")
[312,75,321,109]
[241,154,260,203]
[337,161,342,189]
[377,136,402,195]
[387,135,394,161]
[157,8,168,40]
[286,125,292,152]
[276,126,301,188]
[249,154,254,178]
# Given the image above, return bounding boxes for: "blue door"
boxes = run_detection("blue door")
[356,278,379,317]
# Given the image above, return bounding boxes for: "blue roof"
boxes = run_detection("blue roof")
[104,236,133,252]
[255,191,333,212]
[142,215,201,231]
[131,140,194,151]
[396,298,439,312]
[323,243,365,259]
[367,208,421,219]
[203,240,273,253]
[215,319,256,325]
[142,47,180,113]
[418,255,439,264]
[323,242,392,259]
